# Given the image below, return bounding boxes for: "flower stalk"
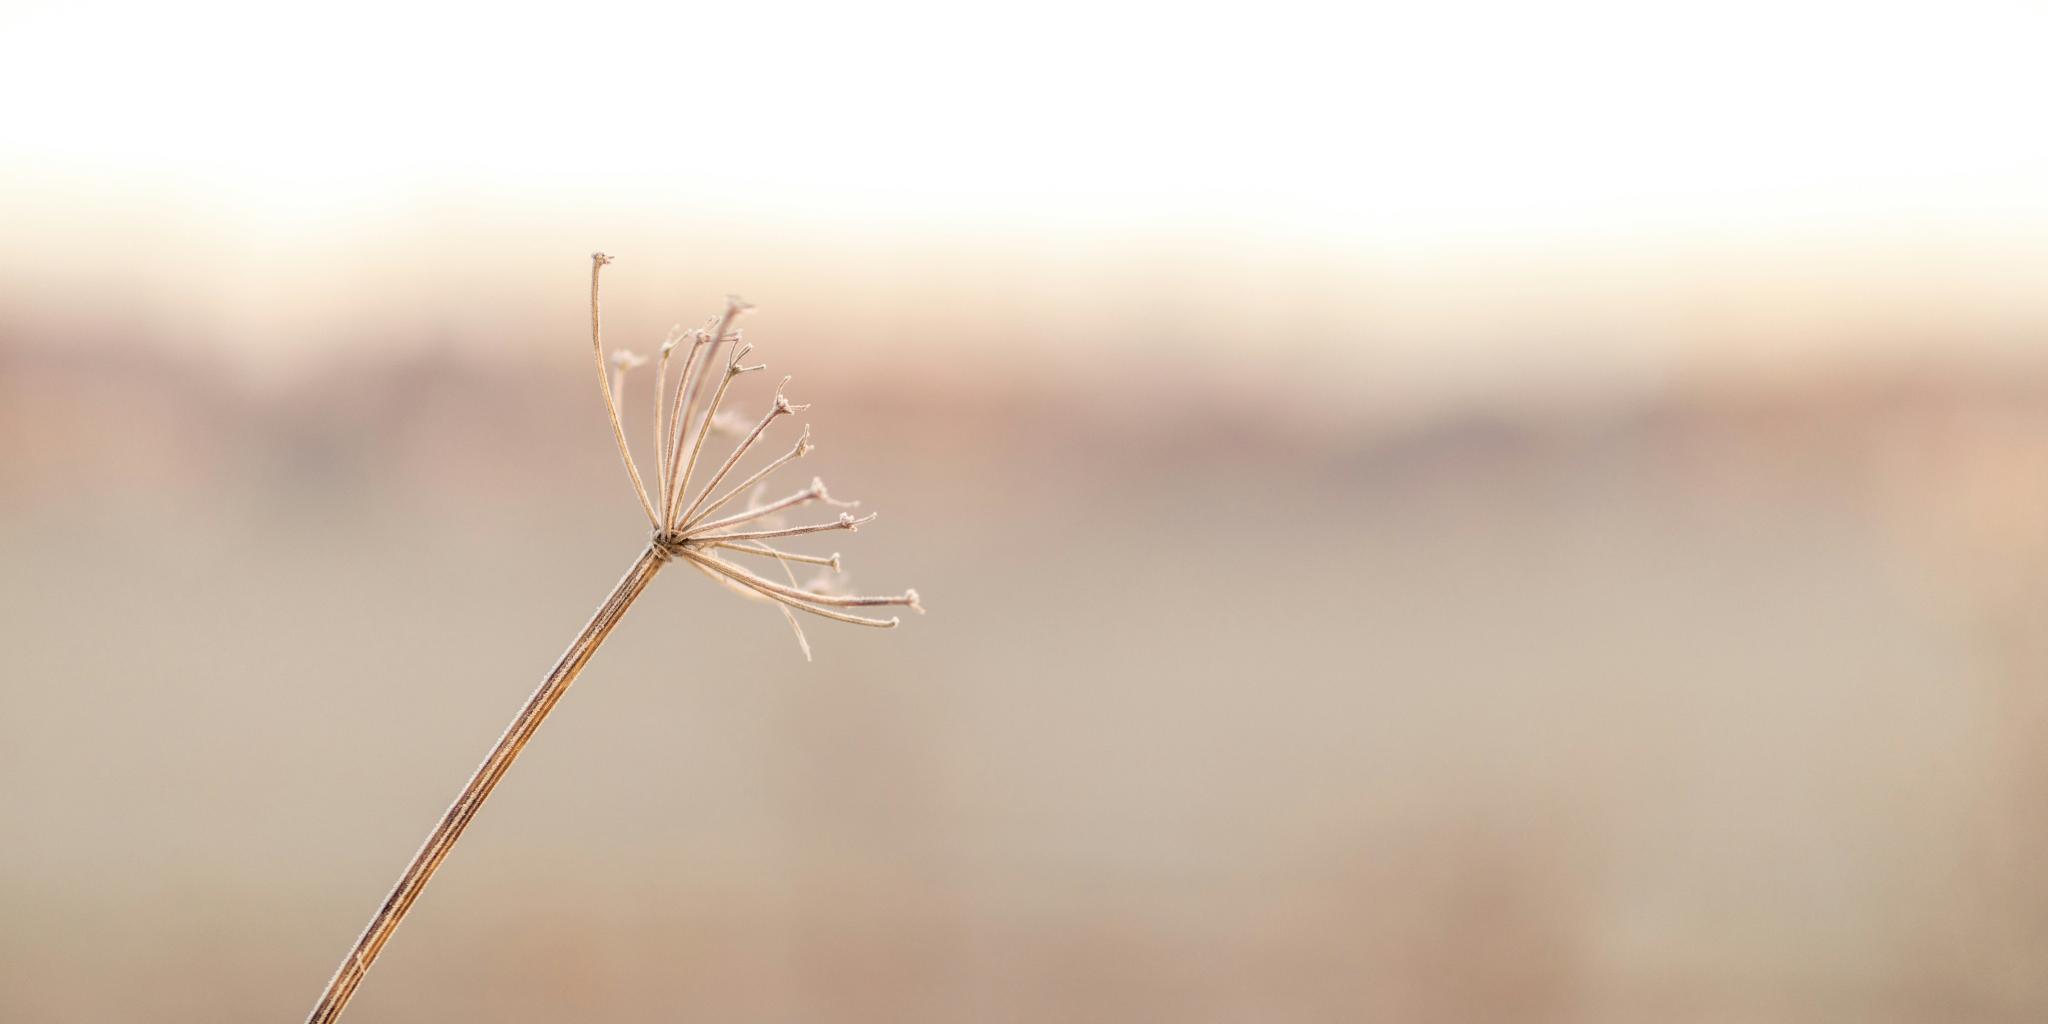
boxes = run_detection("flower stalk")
[302,254,919,1022]
[304,545,666,1024]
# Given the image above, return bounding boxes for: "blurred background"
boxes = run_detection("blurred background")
[5,2,2048,1020]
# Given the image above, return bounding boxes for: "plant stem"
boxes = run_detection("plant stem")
[304,543,669,1024]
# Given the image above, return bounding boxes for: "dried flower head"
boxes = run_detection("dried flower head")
[588,252,921,658]
[303,254,924,1024]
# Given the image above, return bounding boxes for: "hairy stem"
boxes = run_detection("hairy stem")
[303,544,668,1024]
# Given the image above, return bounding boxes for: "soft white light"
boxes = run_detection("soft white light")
[3,0,2044,240]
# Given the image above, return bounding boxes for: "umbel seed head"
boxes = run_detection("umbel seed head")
[587,253,922,659]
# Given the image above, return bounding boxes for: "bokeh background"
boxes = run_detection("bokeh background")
[6,2,2048,1021]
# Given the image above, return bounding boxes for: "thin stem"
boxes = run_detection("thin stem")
[713,541,839,570]
[687,548,915,612]
[695,511,875,545]
[669,355,760,531]
[684,549,900,627]
[683,429,811,533]
[659,330,715,525]
[589,254,658,526]
[303,544,669,1024]
[666,300,746,497]
[653,331,680,513]
[677,388,794,531]
[686,484,820,537]
[759,541,815,662]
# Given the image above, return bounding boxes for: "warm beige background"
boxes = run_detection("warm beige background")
[6,3,2048,1021]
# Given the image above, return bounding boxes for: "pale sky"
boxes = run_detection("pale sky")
[2,0,2045,385]
[4,0,2044,240]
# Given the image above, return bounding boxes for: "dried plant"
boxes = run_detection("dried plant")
[302,253,921,1023]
